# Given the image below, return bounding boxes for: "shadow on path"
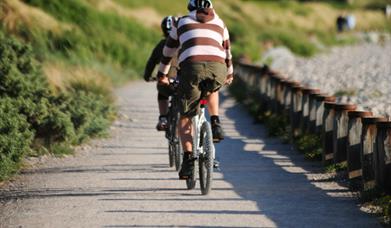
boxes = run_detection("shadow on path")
[214,91,379,227]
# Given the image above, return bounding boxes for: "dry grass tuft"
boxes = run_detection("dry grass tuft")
[0,0,72,34]
[43,62,113,97]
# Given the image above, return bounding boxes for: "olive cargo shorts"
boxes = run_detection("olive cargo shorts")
[177,61,227,117]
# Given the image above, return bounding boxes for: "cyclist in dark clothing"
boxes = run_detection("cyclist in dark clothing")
[144,16,178,131]
[144,40,166,82]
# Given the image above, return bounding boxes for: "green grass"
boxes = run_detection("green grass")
[295,134,323,161]
[325,161,348,173]
[18,0,160,82]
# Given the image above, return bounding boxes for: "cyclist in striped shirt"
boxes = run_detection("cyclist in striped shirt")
[144,16,224,139]
[157,0,233,179]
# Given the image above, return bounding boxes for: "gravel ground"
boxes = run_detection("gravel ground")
[289,41,391,117]
[0,82,381,227]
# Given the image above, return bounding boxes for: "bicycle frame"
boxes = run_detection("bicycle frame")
[192,102,215,161]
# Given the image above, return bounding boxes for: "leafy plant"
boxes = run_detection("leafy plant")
[0,98,33,180]
[0,32,115,180]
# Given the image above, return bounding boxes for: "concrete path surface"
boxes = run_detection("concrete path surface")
[0,82,380,227]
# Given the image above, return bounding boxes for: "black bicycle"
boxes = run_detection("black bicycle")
[165,79,183,171]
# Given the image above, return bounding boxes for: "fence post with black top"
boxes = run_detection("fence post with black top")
[322,102,336,166]
[315,95,336,134]
[347,111,372,190]
[361,117,387,191]
[290,85,303,140]
[376,121,391,193]
[333,104,357,164]
[301,88,321,135]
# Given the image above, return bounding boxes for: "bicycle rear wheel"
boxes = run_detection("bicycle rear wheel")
[186,162,197,189]
[199,121,214,195]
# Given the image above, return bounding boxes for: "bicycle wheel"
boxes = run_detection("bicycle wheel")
[168,143,175,168]
[186,162,197,190]
[174,139,183,171]
[173,112,183,171]
[199,121,214,195]
[167,105,177,168]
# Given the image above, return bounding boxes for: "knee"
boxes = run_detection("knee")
[158,92,169,101]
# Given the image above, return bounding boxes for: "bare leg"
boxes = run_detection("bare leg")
[179,116,193,152]
[158,99,169,116]
[207,91,224,142]
[207,91,219,116]
[178,115,194,178]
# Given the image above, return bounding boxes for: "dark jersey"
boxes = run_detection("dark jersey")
[144,39,177,81]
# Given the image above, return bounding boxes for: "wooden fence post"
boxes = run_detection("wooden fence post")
[322,102,336,166]
[376,121,391,193]
[301,88,320,135]
[290,86,303,140]
[274,75,286,114]
[333,104,357,163]
[347,111,373,190]
[308,92,322,134]
[283,80,300,117]
[361,117,387,191]
[315,95,336,134]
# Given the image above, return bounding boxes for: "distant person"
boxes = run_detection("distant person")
[386,5,391,18]
[346,14,356,30]
[336,14,346,33]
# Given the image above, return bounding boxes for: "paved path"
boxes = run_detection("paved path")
[0,82,380,227]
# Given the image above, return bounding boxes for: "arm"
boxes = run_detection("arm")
[143,40,165,82]
[223,26,234,85]
[157,25,180,82]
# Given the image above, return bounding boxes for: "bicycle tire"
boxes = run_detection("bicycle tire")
[175,139,183,171]
[199,121,214,195]
[173,113,183,171]
[186,163,197,190]
[168,143,175,168]
[167,102,178,168]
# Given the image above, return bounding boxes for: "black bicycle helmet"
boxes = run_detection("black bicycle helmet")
[161,16,176,37]
[187,0,213,11]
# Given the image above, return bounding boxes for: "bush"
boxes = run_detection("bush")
[0,32,115,180]
[60,90,115,144]
[0,32,75,143]
[0,98,33,180]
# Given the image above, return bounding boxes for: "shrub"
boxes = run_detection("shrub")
[0,32,77,145]
[0,34,113,159]
[0,98,33,180]
[61,90,115,144]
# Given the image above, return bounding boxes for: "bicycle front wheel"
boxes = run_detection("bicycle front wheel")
[168,143,175,168]
[174,113,183,171]
[199,121,214,195]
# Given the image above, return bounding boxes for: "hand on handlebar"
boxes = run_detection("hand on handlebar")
[224,74,234,85]
[158,75,170,86]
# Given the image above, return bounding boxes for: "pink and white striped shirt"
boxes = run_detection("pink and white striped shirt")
[158,8,233,78]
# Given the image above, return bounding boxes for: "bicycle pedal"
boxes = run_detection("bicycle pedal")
[213,160,220,169]
[179,175,190,180]
[213,138,221,143]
